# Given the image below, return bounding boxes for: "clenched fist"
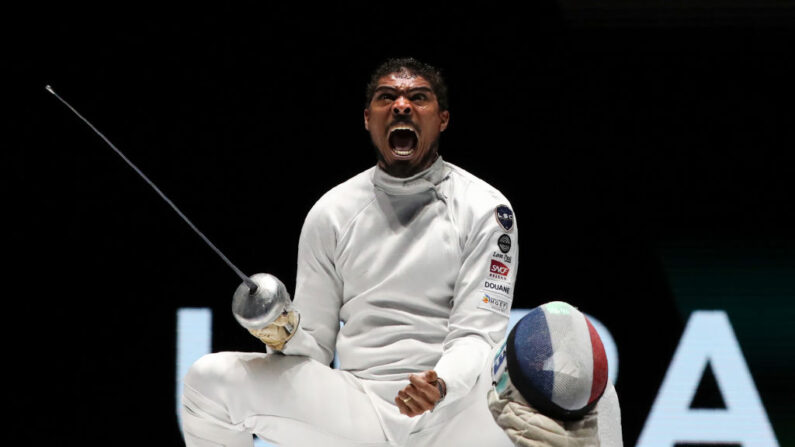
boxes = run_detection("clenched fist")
[394,370,447,417]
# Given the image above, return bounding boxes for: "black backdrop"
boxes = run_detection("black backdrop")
[10,3,795,446]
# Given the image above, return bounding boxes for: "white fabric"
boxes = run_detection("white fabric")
[183,157,519,446]
[182,351,513,447]
[487,385,600,447]
[279,157,519,443]
[182,352,388,447]
[486,372,623,447]
[596,381,623,447]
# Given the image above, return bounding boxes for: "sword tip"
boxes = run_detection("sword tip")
[45,85,54,94]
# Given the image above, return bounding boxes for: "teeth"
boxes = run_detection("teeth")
[390,125,416,134]
[389,126,417,156]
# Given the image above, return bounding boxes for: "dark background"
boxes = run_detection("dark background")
[9,2,795,446]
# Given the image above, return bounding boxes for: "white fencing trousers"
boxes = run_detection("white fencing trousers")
[181,351,514,447]
[182,352,387,447]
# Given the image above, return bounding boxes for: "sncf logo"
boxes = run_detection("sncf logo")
[490,259,509,276]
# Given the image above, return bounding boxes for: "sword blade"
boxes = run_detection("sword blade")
[46,85,257,293]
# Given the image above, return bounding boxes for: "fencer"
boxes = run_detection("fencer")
[181,58,623,447]
[48,58,622,447]
[182,57,521,447]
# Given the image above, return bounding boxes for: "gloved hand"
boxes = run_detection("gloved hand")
[247,310,300,351]
[487,379,599,447]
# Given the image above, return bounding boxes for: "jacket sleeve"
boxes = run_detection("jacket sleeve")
[434,199,518,409]
[275,200,343,365]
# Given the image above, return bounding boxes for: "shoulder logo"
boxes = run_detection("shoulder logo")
[482,279,511,296]
[498,234,511,253]
[478,292,511,317]
[490,259,510,278]
[495,205,514,232]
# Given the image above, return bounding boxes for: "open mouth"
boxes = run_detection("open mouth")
[388,126,418,157]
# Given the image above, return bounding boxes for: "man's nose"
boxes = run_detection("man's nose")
[392,96,412,115]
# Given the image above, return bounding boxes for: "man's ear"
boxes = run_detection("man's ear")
[364,108,370,131]
[439,110,450,132]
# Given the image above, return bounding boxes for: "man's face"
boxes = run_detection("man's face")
[364,72,450,178]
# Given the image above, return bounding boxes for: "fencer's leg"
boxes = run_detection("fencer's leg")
[181,353,258,447]
[182,404,253,447]
[596,381,623,447]
[181,351,388,447]
[407,375,513,447]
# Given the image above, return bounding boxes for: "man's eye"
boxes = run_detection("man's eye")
[411,94,427,101]
[378,93,396,101]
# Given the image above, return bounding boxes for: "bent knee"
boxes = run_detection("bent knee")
[184,352,255,392]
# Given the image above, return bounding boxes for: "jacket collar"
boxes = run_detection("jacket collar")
[372,156,450,196]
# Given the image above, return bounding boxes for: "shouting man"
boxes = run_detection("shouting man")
[183,57,550,446]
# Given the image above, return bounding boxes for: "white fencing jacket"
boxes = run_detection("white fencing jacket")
[281,156,518,443]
